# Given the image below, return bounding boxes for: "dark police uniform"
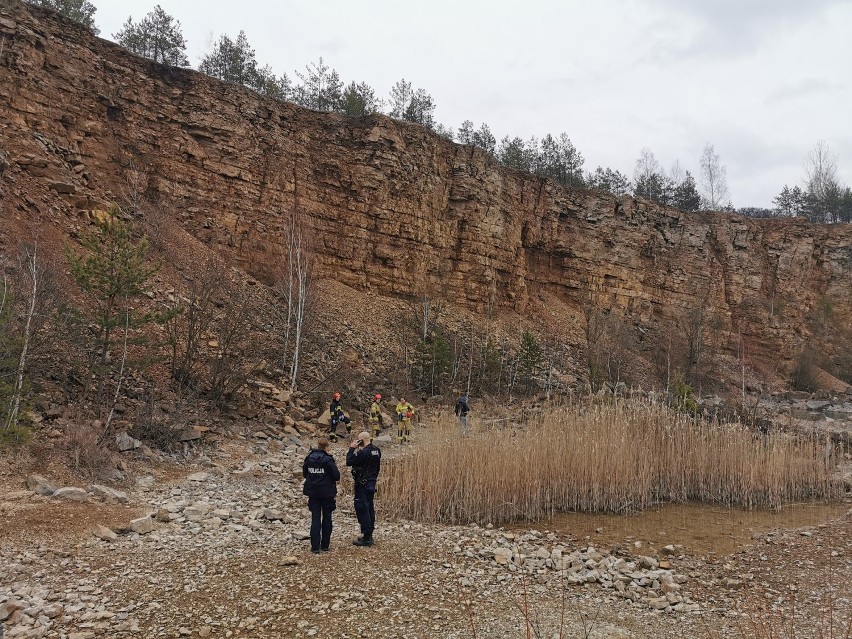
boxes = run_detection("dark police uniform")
[302,448,341,552]
[345,442,381,545]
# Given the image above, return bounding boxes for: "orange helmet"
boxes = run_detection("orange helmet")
[374,393,382,401]
[333,392,341,400]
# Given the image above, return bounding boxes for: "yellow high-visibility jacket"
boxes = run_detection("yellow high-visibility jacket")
[396,402,414,422]
[369,402,383,424]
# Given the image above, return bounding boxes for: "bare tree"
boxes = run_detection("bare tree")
[5,246,38,430]
[3,245,59,431]
[698,143,730,210]
[208,281,253,405]
[275,210,315,393]
[803,140,839,201]
[633,148,662,201]
[119,160,150,216]
[165,257,226,387]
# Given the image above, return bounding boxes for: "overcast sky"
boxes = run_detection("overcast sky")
[94,0,852,208]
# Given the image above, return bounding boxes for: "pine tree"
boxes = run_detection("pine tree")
[671,171,701,211]
[67,206,157,416]
[27,0,99,34]
[339,81,382,117]
[588,167,631,196]
[114,5,188,66]
[498,136,533,172]
[472,123,496,156]
[457,120,475,145]
[293,58,343,112]
[388,80,436,129]
[517,330,542,393]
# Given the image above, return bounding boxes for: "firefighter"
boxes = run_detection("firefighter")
[329,392,351,440]
[395,397,415,443]
[368,393,384,438]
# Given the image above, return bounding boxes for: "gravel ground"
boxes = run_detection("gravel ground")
[1,437,850,639]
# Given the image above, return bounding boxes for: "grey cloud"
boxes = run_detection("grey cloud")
[765,79,838,104]
[648,0,843,59]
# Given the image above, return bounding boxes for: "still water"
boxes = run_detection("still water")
[540,501,848,557]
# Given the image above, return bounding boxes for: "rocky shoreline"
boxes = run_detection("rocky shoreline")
[1,434,849,638]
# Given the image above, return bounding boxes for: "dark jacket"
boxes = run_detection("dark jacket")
[455,397,470,416]
[302,449,340,499]
[346,443,381,486]
[330,400,349,425]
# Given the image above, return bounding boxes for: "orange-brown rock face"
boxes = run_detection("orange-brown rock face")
[1,0,850,380]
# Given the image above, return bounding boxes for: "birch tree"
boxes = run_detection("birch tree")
[26,0,99,33]
[276,211,315,392]
[5,246,39,431]
[699,143,730,210]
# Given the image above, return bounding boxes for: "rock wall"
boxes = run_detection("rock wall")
[1,0,851,378]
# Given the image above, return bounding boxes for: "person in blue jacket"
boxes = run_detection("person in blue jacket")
[302,436,340,553]
[346,431,382,547]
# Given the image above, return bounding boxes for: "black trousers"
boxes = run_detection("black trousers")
[353,483,376,536]
[308,496,336,550]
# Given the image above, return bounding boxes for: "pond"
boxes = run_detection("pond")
[538,501,849,556]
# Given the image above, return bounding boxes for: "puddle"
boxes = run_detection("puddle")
[538,501,848,557]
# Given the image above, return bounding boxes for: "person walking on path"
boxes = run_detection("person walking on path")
[455,394,471,435]
[328,391,351,441]
[302,436,340,553]
[346,431,381,547]
[395,397,415,443]
[368,393,384,438]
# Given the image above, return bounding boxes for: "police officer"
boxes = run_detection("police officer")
[302,436,340,553]
[346,431,381,547]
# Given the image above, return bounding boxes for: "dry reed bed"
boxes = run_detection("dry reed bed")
[381,400,843,525]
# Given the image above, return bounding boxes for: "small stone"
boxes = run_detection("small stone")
[262,508,286,521]
[26,474,58,495]
[198,628,213,638]
[116,431,142,451]
[130,516,156,534]
[186,471,210,482]
[661,544,677,556]
[136,475,155,488]
[279,556,300,566]
[88,484,128,503]
[53,487,89,501]
[0,599,25,621]
[48,181,76,194]
[92,525,118,542]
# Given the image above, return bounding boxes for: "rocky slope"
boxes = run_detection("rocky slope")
[1,0,851,386]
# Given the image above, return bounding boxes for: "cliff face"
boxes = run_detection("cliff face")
[1,0,851,382]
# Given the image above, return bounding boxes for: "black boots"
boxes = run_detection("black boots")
[352,535,373,547]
